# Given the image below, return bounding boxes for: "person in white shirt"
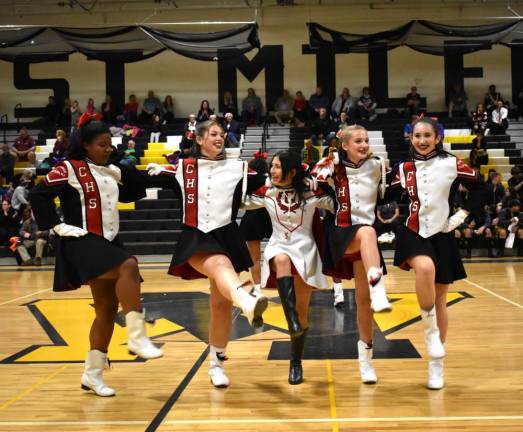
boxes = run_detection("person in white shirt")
[390,117,485,390]
[244,150,334,385]
[489,100,509,135]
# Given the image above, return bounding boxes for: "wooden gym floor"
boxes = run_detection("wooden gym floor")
[0,258,522,432]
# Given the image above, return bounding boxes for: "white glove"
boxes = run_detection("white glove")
[442,209,469,233]
[53,223,88,238]
[303,176,318,191]
[146,163,163,176]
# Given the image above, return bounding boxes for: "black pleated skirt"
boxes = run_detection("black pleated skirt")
[54,234,133,292]
[323,224,386,280]
[169,223,253,279]
[393,225,466,284]
[239,208,272,241]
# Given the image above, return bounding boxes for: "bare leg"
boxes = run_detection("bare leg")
[406,255,436,310]
[354,260,373,343]
[89,279,119,352]
[345,226,380,273]
[435,283,449,343]
[208,278,233,348]
[294,277,312,329]
[98,258,141,314]
[247,240,261,285]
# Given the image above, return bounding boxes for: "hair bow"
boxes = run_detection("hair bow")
[77,112,103,128]
[253,150,268,160]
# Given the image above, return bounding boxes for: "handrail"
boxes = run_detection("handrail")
[261,115,269,154]
[0,114,7,145]
[14,103,22,125]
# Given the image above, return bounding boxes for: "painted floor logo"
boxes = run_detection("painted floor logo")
[0,290,471,363]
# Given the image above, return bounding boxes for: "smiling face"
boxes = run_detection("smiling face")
[270,155,294,187]
[341,129,369,163]
[84,133,113,165]
[196,124,224,159]
[411,121,439,156]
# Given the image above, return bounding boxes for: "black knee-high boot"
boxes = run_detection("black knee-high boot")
[486,237,495,257]
[289,328,308,385]
[465,237,473,258]
[517,237,523,257]
[496,238,505,257]
[277,276,303,339]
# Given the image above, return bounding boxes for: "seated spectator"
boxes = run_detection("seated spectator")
[0,199,19,246]
[86,98,96,115]
[301,139,320,168]
[149,115,162,143]
[405,86,422,117]
[241,88,263,126]
[10,126,35,166]
[274,89,294,125]
[403,115,418,146]
[197,99,214,123]
[508,166,523,201]
[489,100,509,135]
[496,199,523,257]
[331,87,353,121]
[293,90,308,127]
[469,133,488,169]
[123,94,139,124]
[11,174,30,216]
[17,207,49,266]
[375,200,401,238]
[223,113,241,148]
[334,111,352,132]
[322,133,338,157]
[472,103,489,134]
[139,90,162,124]
[101,95,115,125]
[484,84,503,115]
[487,172,506,207]
[461,209,495,258]
[49,129,69,166]
[448,83,470,118]
[357,87,378,122]
[162,95,175,124]
[181,114,197,157]
[0,143,15,185]
[120,140,138,168]
[222,91,238,118]
[70,100,82,132]
[44,96,59,128]
[311,107,335,144]
[60,97,72,128]
[309,86,330,117]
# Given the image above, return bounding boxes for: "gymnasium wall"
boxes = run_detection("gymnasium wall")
[0,4,516,121]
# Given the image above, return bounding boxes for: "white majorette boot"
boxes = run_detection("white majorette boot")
[209,345,230,388]
[126,310,164,359]
[251,283,263,297]
[367,267,392,313]
[357,340,377,384]
[420,306,445,359]
[333,282,344,307]
[428,357,444,389]
[81,350,115,397]
[230,281,268,328]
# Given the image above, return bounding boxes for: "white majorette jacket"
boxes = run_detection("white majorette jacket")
[29,159,146,241]
[154,157,251,233]
[391,151,481,238]
[312,153,385,227]
[244,184,334,289]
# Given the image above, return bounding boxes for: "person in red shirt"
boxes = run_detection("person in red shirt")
[123,94,139,124]
[11,126,35,166]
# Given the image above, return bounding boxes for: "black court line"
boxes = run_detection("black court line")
[145,346,210,432]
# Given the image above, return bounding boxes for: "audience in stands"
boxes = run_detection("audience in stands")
[223,113,241,148]
[124,94,139,124]
[331,88,353,121]
[10,175,30,217]
[293,90,308,127]
[197,100,214,123]
[120,140,138,168]
[496,199,523,257]
[484,84,503,115]
[274,90,294,125]
[11,127,35,166]
[50,129,69,166]
[472,103,489,134]
[70,100,81,132]
[241,88,263,126]
[0,199,18,246]
[301,138,319,168]
[180,114,197,157]
[405,86,422,117]
[17,206,49,266]
[0,144,15,185]
[403,115,418,146]
[486,171,506,208]
[461,208,495,258]
[489,99,509,135]
[448,83,470,118]
[335,111,352,131]
[469,133,489,169]
[86,98,96,115]
[357,87,377,122]
[322,133,338,157]
[508,167,523,201]
[149,115,162,143]
[139,90,162,123]
[60,97,72,128]
[222,91,238,119]
[101,95,115,125]
[44,96,60,129]
[309,86,330,117]
[311,107,335,145]
[375,201,401,240]
[162,95,175,124]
